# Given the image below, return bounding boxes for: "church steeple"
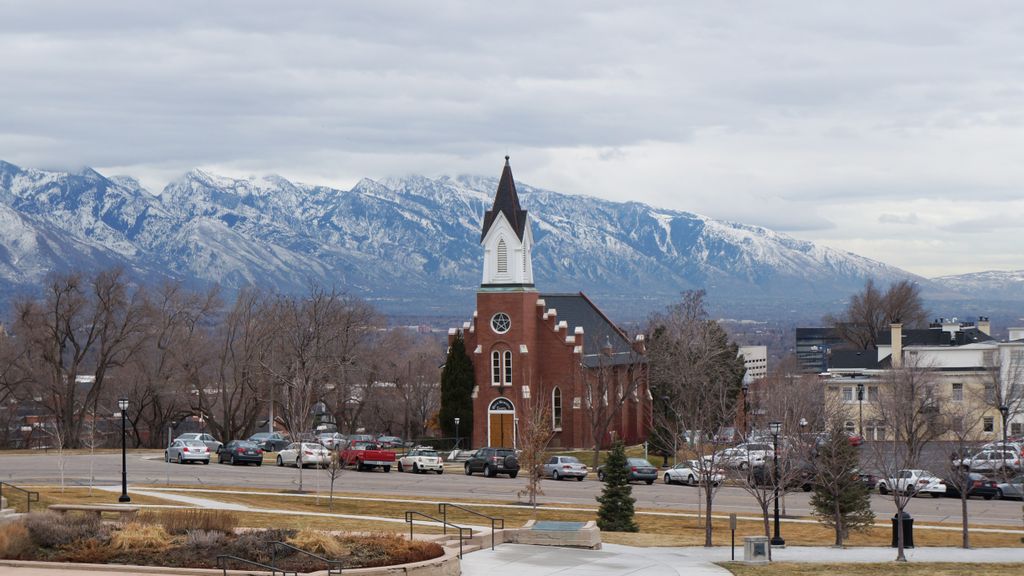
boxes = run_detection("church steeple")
[481,156,528,242]
[480,156,534,288]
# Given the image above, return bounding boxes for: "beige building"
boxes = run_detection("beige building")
[738,345,768,383]
[823,318,1024,441]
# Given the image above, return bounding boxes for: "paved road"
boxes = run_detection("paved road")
[2,451,1022,526]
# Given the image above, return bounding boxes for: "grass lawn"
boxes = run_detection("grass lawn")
[144,487,1024,548]
[1,486,183,517]
[721,562,1024,576]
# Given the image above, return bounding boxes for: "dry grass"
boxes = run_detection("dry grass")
[30,486,178,520]
[110,523,172,551]
[722,562,1024,576]
[0,522,33,559]
[288,529,350,557]
[138,508,239,535]
[168,488,1024,549]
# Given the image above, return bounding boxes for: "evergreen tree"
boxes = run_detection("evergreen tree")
[596,441,638,532]
[439,332,474,447]
[810,425,875,546]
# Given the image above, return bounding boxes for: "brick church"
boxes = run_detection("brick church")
[449,157,650,450]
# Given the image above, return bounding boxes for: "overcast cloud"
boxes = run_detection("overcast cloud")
[2,1,1023,277]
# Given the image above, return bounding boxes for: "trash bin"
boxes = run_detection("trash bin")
[891,511,914,548]
[743,536,770,564]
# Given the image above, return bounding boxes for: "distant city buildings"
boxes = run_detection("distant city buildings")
[737,345,768,383]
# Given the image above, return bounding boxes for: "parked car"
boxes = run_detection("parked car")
[734,442,775,461]
[348,434,375,444]
[749,460,816,492]
[996,475,1024,500]
[174,433,222,453]
[317,432,347,450]
[953,449,1022,474]
[662,460,723,486]
[597,458,658,484]
[542,455,588,481]
[397,448,444,474]
[165,439,210,464]
[277,442,331,468]
[981,440,1023,455]
[341,442,396,472]
[942,472,999,500]
[217,440,264,466]
[705,447,766,470]
[857,471,880,491]
[376,435,405,448]
[247,431,290,452]
[464,447,520,478]
[878,469,945,497]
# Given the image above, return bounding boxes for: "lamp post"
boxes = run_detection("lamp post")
[117,398,130,503]
[454,417,461,450]
[856,382,865,438]
[1000,404,1009,477]
[741,381,750,439]
[769,420,784,547]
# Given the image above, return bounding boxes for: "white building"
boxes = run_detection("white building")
[738,345,768,383]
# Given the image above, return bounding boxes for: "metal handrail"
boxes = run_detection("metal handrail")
[0,481,40,513]
[438,502,504,550]
[404,511,472,558]
[269,541,343,575]
[216,554,297,576]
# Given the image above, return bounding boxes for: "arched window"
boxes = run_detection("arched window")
[503,350,513,385]
[497,239,508,274]
[491,351,501,385]
[552,387,562,430]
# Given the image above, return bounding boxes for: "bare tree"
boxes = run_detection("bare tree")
[14,269,148,447]
[870,360,947,561]
[825,279,928,350]
[943,390,989,548]
[646,290,746,546]
[517,398,555,511]
[579,339,645,469]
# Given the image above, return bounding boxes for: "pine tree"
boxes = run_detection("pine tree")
[439,332,474,447]
[810,427,875,546]
[596,441,638,532]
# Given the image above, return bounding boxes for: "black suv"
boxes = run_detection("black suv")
[464,447,520,478]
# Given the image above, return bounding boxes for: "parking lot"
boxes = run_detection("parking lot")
[1,450,1022,527]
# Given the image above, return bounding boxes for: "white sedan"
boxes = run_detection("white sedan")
[397,448,444,474]
[878,469,946,498]
[663,460,724,486]
[276,442,331,468]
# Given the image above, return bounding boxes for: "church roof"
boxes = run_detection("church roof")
[541,292,641,367]
[480,156,528,242]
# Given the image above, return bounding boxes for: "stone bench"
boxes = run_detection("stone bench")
[48,504,140,522]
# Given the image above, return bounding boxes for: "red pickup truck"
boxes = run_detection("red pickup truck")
[340,442,395,472]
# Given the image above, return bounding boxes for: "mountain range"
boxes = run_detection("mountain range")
[0,159,1020,322]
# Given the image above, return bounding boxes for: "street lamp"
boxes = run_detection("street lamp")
[117,398,130,503]
[741,381,750,439]
[1000,404,1010,464]
[768,420,784,547]
[454,417,461,451]
[856,382,865,438]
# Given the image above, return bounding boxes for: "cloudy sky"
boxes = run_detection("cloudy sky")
[2,1,1023,278]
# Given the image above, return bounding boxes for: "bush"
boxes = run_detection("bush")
[110,523,172,551]
[345,533,443,568]
[219,528,297,565]
[288,529,349,558]
[59,538,115,563]
[185,529,224,549]
[24,512,108,548]
[0,522,33,559]
[151,508,239,535]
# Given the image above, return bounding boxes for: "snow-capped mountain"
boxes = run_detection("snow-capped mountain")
[932,270,1024,302]
[0,159,924,318]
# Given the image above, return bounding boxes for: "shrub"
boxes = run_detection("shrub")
[59,538,115,563]
[185,529,224,549]
[345,533,443,568]
[0,522,33,559]
[24,512,108,548]
[219,528,296,565]
[153,508,239,535]
[288,529,349,558]
[110,523,172,551]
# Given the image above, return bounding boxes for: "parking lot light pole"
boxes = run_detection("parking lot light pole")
[769,421,784,547]
[454,417,460,451]
[1000,404,1009,476]
[856,383,865,438]
[118,398,131,503]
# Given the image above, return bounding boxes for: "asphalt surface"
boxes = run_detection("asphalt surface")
[2,450,1022,527]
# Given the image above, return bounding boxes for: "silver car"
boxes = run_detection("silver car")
[543,455,588,481]
[174,433,223,453]
[165,439,210,464]
[996,475,1024,500]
